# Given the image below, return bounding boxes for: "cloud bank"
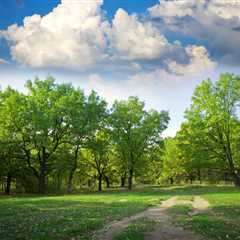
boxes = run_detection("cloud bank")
[0,0,218,77]
[149,0,240,65]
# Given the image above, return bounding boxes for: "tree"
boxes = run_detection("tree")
[0,87,27,194]
[65,90,107,193]
[19,77,73,193]
[86,130,111,191]
[110,97,169,189]
[161,137,185,184]
[183,74,240,186]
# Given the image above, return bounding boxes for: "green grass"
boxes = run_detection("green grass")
[0,189,166,240]
[167,186,240,240]
[0,185,239,240]
[113,218,156,240]
[168,204,192,216]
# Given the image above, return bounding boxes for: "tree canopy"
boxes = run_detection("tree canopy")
[0,77,169,193]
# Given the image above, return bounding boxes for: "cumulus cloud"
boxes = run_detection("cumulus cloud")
[149,0,240,65]
[149,1,195,19]
[0,0,217,77]
[166,45,217,76]
[1,0,108,69]
[110,8,170,60]
[149,0,240,20]
[89,45,216,102]
[207,0,240,20]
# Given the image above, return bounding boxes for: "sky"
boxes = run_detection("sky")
[0,0,240,136]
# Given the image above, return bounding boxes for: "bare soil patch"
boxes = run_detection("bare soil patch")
[96,196,210,240]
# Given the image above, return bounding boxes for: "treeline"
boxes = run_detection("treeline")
[1,74,239,195]
[161,74,240,187]
[0,77,169,194]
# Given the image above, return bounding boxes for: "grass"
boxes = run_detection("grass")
[0,189,166,240]
[167,186,240,240]
[0,185,239,240]
[113,218,156,240]
[168,204,192,216]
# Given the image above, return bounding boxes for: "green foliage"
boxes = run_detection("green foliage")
[161,73,240,186]
[161,137,185,183]
[183,74,240,185]
[110,96,170,189]
[0,77,169,194]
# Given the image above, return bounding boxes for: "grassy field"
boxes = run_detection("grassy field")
[0,189,167,240]
[169,186,240,240]
[0,186,239,240]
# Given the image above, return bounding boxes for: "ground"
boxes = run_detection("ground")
[0,185,239,240]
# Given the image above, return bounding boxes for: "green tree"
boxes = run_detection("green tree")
[65,90,107,193]
[161,137,186,184]
[20,77,73,193]
[0,87,27,194]
[110,97,169,189]
[183,73,240,186]
[86,130,111,191]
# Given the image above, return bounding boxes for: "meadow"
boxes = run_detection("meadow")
[0,185,239,240]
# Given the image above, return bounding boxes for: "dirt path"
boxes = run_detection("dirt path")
[95,196,210,240]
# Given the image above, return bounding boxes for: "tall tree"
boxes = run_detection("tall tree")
[65,90,107,193]
[20,77,73,193]
[161,137,186,184]
[86,130,111,191]
[183,74,240,186]
[0,87,27,194]
[110,97,169,189]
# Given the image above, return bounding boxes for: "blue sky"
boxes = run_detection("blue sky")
[0,0,240,136]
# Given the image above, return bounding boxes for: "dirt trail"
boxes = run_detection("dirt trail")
[95,196,210,240]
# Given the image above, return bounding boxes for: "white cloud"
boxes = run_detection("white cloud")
[0,58,7,64]
[110,8,170,60]
[0,0,218,77]
[149,0,195,19]
[89,46,216,103]
[1,0,108,69]
[207,0,240,20]
[149,0,240,64]
[149,0,240,20]
[166,45,217,76]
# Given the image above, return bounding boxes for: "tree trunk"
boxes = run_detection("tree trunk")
[226,157,240,187]
[190,177,193,184]
[5,173,12,195]
[98,173,103,192]
[88,179,91,188]
[38,158,46,194]
[120,177,125,187]
[120,173,126,187]
[67,145,79,194]
[170,177,174,185]
[57,172,62,192]
[105,176,110,188]
[197,170,202,184]
[233,172,240,187]
[67,170,75,194]
[128,169,133,190]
